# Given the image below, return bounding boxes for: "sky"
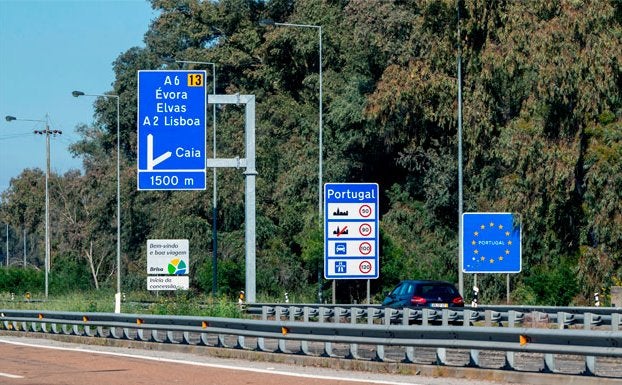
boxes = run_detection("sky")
[0,0,158,193]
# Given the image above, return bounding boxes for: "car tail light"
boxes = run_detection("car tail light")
[410,296,427,306]
[452,296,464,305]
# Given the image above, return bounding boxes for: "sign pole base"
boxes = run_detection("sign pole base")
[114,292,121,314]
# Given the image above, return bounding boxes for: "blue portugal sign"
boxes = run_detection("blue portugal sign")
[462,212,521,273]
[137,70,207,190]
[324,183,379,279]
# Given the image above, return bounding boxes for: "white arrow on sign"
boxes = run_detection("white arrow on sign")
[147,134,172,170]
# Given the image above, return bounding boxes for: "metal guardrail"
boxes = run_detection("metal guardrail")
[1,308,621,377]
[247,303,622,328]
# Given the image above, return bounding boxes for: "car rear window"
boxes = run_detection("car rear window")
[415,284,457,296]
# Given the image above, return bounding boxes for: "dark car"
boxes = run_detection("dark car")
[382,280,464,308]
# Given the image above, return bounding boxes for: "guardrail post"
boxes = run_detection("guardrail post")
[462,309,481,367]
[150,329,164,343]
[422,308,432,326]
[383,308,393,325]
[216,330,229,348]
[442,309,449,326]
[83,325,95,337]
[581,312,597,375]
[109,326,123,339]
[463,309,473,326]
[122,327,134,340]
[613,313,621,331]
[182,331,193,344]
[96,326,107,338]
[135,328,148,342]
[165,330,178,344]
[436,346,447,366]
[347,307,360,359]
[320,307,334,357]
[542,353,556,373]
[300,307,311,355]
[485,310,502,327]
[276,306,289,353]
[256,306,271,351]
[424,309,446,365]
[583,355,597,376]
[402,308,415,363]
[368,307,385,362]
[503,310,521,370]
[508,310,523,327]
[557,311,575,329]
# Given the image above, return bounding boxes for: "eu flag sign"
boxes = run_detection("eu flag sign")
[462,213,521,273]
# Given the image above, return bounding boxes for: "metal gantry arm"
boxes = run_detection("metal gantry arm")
[206,94,257,303]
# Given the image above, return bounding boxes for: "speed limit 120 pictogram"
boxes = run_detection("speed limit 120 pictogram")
[359,260,373,274]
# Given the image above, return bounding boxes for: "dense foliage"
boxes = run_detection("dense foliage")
[2,0,621,305]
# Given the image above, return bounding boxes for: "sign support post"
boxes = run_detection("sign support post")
[207,94,257,303]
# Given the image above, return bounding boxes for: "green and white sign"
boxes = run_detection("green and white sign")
[147,239,189,290]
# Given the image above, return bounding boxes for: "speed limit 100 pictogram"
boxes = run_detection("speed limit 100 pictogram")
[359,241,372,255]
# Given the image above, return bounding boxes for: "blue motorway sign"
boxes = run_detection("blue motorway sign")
[324,183,379,279]
[137,70,207,190]
[462,212,521,273]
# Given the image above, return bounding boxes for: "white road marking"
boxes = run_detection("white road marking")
[0,338,419,385]
[0,372,24,379]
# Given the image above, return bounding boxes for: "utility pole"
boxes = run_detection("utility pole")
[5,224,8,267]
[34,117,60,298]
[5,114,60,297]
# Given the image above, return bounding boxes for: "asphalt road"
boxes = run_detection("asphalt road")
[0,336,531,385]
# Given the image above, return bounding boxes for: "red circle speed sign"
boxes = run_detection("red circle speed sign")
[359,241,372,255]
[359,223,372,237]
[359,204,372,218]
[359,260,372,274]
